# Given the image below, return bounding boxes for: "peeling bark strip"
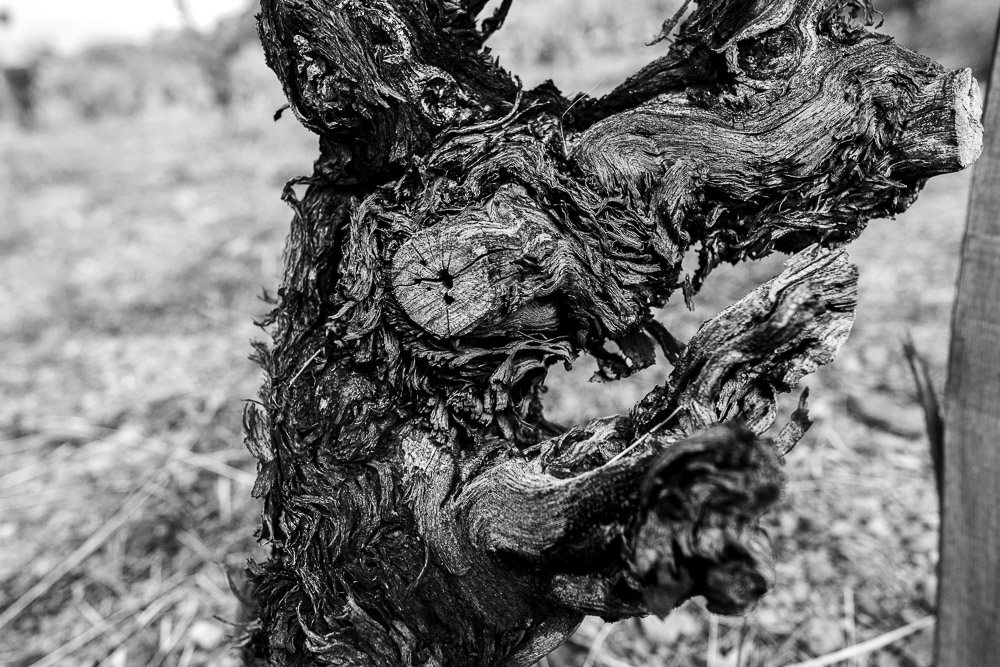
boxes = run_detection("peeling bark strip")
[243,1,982,665]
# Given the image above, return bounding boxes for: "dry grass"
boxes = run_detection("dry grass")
[0,98,314,665]
[1,1,995,665]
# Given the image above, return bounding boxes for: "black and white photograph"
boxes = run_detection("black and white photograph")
[1,1,998,665]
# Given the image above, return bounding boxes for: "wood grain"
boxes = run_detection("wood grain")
[937,18,1000,667]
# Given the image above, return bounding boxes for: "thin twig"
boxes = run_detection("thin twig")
[217,474,233,523]
[177,642,196,667]
[649,0,694,45]
[479,0,513,39]
[0,480,133,501]
[196,570,233,606]
[0,442,77,488]
[735,618,749,667]
[582,621,616,667]
[288,347,323,387]
[0,433,50,455]
[902,334,944,499]
[785,616,935,667]
[558,77,605,157]
[178,530,218,564]
[843,586,857,667]
[77,598,108,630]
[607,406,682,466]
[0,487,130,513]
[708,614,720,667]
[137,439,255,486]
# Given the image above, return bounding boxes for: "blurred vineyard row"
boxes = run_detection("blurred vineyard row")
[1,0,994,125]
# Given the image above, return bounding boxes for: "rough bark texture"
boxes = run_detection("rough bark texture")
[241,1,983,665]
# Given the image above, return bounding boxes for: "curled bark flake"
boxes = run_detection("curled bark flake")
[630,423,781,616]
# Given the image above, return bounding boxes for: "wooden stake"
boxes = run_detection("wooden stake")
[937,16,1000,667]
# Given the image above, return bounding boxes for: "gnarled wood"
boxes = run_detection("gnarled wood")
[241,1,983,665]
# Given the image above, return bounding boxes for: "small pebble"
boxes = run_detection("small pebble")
[805,617,843,655]
[189,619,226,650]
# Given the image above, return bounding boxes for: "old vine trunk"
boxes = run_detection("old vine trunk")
[240,1,983,665]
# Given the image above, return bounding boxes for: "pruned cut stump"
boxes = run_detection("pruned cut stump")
[392,185,561,339]
[897,67,984,175]
[392,230,495,339]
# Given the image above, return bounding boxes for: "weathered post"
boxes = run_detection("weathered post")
[241,2,982,664]
[936,18,1000,667]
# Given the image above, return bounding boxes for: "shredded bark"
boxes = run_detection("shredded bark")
[241,1,983,665]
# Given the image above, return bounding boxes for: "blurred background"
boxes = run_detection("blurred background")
[0,1,996,665]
